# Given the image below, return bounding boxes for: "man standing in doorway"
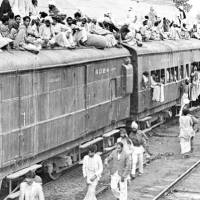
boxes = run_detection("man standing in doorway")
[104,142,131,200]
[82,145,103,200]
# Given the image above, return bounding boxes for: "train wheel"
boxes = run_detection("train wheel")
[44,161,62,180]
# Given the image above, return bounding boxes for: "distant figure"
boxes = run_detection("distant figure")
[181,79,190,107]
[82,145,103,200]
[29,0,39,17]
[191,64,199,102]
[48,0,60,16]
[19,171,45,200]
[105,142,131,200]
[0,0,12,19]
[178,6,186,25]
[179,108,197,158]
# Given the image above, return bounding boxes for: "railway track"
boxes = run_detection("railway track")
[153,159,200,200]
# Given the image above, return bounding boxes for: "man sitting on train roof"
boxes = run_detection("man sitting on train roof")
[14,16,42,54]
[0,1,199,53]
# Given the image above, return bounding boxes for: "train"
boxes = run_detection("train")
[1,38,200,197]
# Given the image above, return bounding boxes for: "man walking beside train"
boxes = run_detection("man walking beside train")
[129,121,152,179]
[104,142,131,200]
[82,145,103,200]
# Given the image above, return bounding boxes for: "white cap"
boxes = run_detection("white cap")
[44,16,53,23]
[183,99,190,105]
[31,16,39,21]
[179,6,184,10]
[131,121,138,129]
[48,0,56,6]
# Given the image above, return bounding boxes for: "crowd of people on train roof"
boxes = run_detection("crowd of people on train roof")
[0,0,199,54]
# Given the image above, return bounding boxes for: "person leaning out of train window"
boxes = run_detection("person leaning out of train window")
[142,71,149,89]
[180,78,190,107]
[191,64,200,102]
[151,72,165,102]
[19,171,44,200]
[150,72,161,87]
[172,71,178,83]
[160,75,165,84]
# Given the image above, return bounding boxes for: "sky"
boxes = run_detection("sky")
[38,0,177,22]
[37,0,200,24]
[0,0,199,24]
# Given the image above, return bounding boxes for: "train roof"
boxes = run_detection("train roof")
[127,39,200,56]
[0,47,130,73]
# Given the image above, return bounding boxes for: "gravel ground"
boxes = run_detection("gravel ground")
[43,118,200,200]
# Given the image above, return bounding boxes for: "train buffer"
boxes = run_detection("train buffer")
[6,164,42,199]
[138,116,152,130]
[103,129,120,152]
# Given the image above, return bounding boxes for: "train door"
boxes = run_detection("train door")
[18,72,35,159]
[110,78,117,101]
[72,65,87,140]
[109,78,118,123]
[0,73,21,167]
[85,62,111,133]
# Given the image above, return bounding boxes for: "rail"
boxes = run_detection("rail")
[153,159,200,200]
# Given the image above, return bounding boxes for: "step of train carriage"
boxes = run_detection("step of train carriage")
[124,39,200,129]
[0,46,133,196]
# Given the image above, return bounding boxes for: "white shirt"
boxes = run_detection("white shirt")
[117,153,121,160]
[52,23,71,34]
[82,154,103,183]
[19,182,44,200]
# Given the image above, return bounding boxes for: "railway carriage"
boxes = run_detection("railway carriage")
[2,39,200,198]
[0,48,133,191]
[126,39,200,127]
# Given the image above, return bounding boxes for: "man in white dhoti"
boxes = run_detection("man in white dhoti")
[179,108,198,158]
[82,145,103,200]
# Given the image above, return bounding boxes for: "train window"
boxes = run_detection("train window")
[198,62,200,71]
[171,68,175,82]
[174,67,178,81]
[150,69,165,84]
[186,64,189,78]
[156,70,161,82]
[166,68,171,83]
[161,69,165,84]
[151,70,160,82]
[180,65,184,79]
[166,67,178,83]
